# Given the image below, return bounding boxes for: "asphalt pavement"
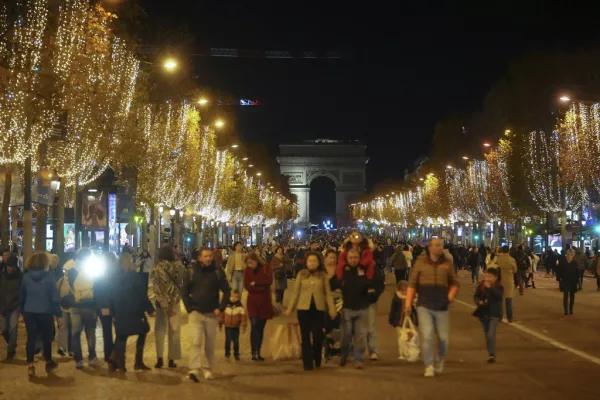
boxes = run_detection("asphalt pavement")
[1,270,599,400]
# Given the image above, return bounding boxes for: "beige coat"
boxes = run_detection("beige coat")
[497,253,517,298]
[286,269,336,319]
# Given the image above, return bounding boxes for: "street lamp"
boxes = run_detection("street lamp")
[248,164,254,168]
[242,157,249,161]
[158,206,164,248]
[215,119,225,128]
[462,156,469,160]
[169,209,176,246]
[198,98,208,105]
[483,143,491,147]
[256,172,262,177]
[559,95,571,102]
[163,58,178,72]
[446,165,453,169]
[231,144,239,149]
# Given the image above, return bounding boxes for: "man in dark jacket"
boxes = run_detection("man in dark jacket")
[544,247,557,277]
[0,249,10,273]
[383,239,395,273]
[339,249,372,369]
[0,255,22,360]
[183,247,230,382]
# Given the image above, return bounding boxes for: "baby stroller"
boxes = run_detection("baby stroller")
[324,291,343,362]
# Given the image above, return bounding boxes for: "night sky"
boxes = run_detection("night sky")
[138,2,600,192]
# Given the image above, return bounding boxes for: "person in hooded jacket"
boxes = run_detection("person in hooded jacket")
[19,251,62,377]
[109,253,155,372]
[0,255,23,361]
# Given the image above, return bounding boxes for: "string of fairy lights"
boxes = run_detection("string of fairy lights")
[0,0,296,226]
[352,102,600,227]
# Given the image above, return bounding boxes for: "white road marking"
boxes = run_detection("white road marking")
[455,299,600,367]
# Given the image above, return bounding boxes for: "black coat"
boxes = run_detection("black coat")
[110,272,154,336]
[557,260,579,293]
[0,269,23,314]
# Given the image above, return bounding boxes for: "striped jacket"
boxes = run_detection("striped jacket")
[408,253,458,311]
[220,301,248,330]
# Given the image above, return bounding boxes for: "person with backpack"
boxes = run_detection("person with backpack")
[68,248,103,369]
[183,247,230,382]
[391,246,409,283]
[19,252,62,377]
[515,245,530,295]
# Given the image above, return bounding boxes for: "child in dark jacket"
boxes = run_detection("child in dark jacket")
[389,281,418,360]
[473,268,504,363]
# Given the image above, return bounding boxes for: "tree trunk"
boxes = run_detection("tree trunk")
[35,204,47,251]
[23,156,33,263]
[55,183,64,260]
[1,168,12,250]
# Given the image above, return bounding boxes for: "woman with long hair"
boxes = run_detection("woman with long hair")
[19,251,62,377]
[243,253,273,361]
[150,244,185,368]
[271,246,288,304]
[285,252,336,370]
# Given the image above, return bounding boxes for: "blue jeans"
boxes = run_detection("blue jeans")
[505,298,513,322]
[231,271,244,293]
[416,307,449,367]
[478,316,499,356]
[367,303,378,355]
[340,308,368,362]
[0,309,20,354]
[70,308,97,362]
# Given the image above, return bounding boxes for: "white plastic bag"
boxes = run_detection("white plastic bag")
[270,323,302,361]
[398,317,420,362]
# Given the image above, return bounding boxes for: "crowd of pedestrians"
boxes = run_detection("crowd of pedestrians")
[1,229,600,382]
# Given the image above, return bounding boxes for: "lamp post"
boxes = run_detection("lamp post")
[169,209,176,246]
[158,206,164,248]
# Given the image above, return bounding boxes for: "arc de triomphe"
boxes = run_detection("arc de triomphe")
[277,140,368,228]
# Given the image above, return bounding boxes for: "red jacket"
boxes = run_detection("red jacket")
[336,248,375,280]
[243,265,274,320]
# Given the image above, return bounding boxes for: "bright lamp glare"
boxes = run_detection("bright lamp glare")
[83,254,105,278]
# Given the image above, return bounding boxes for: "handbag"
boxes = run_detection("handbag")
[270,322,302,361]
[399,317,420,362]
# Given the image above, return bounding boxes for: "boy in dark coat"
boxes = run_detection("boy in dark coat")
[473,268,503,363]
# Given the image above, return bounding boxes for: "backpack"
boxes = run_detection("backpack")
[57,277,75,308]
[392,251,408,270]
[72,270,95,304]
[518,255,530,271]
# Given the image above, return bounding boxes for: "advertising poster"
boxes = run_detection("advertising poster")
[533,235,543,254]
[548,234,562,252]
[64,223,75,253]
[82,193,107,230]
[109,194,117,252]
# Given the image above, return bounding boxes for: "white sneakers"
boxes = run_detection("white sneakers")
[203,370,214,380]
[370,353,379,361]
[424,359,445,377]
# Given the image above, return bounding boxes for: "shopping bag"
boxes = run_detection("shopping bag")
[270,323,302,361]
[399,317,420,362]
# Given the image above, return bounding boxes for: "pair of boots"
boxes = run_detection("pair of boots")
[108,349,150,372]
[251,351,265,361]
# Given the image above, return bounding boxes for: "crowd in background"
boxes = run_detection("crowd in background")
[1,228,600,380]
